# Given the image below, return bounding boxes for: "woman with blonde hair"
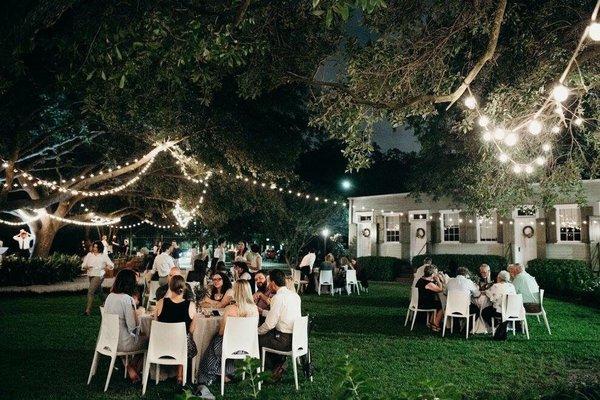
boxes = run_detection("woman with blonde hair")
[196,280,258,392]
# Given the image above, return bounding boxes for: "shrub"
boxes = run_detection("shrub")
[412,254,508,276]
[357,256,411,281]
[0,254,81,286]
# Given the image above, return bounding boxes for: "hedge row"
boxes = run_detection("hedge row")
[0,254,82,286]
[412,254,508,276]
[356,256,411,281]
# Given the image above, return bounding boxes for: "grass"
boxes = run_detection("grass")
[0,282,599,399]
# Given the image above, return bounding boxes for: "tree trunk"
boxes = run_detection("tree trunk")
[30,216,61,258]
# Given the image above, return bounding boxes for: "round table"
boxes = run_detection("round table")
[140,311,223,383]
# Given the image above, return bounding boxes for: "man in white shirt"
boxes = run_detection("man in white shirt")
[246,243,263,274]
[13,229,35,258]
[481,270,516,326]
[211,238,226,272]
[81,240,114,315]
[508,264,541,312]
[412,257,432,287]
[297,248,316,280]
[149,243,175,286]
[258,269,302,378]
[446,267,481,318]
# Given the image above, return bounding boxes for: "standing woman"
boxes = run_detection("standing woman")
[235,241,247,260]
[82,240,114,316]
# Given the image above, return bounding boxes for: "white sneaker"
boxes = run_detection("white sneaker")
[198,385,215,400]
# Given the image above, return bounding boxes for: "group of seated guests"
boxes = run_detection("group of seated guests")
[296,250,368,293]
[414,257,540,333]
[101,266,302,397]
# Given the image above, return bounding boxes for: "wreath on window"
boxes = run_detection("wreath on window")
[362,228,371,237]
[522,225,535,238]
[416,228,426,239]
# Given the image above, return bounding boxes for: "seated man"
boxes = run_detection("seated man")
[508,264,540,313]
[155,266,194,302]
[445,267,481,319]
[481,270,516,326]
[258,269,301,380]
[253,270,274,324]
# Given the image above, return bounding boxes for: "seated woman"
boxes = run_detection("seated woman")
[334,256,351,291]
[415,264,444,331]
[478,263,494,291]
[196,280,258,390]
[481,270,516,326]
[320,253,335,271]
[352,258,369,290]
[156,275,197,385]
[201,272,234,309]
[103,269,147,383]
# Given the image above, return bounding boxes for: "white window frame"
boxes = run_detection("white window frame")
[555,204,582,243]
[353,211,374,224]
[409,210,429,221]
[477,212,498,243]
[440,209,461,243]
[383,214,401,243]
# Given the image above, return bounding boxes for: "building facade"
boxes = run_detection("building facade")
[348,180,600,268]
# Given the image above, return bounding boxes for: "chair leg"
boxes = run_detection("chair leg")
[292,356,299,390]
[317,285,321,296]
[536,315,541,323]
[141,359,150,396]
[182,359,187,387]
[308,349,313,382]
[512,321,516,335]
[257,367,262,391]
[404,309,411,327]
[262,348,267,372]
[87,352,99,385]
[124,355,128,379]
[104,355,117,392]
[524,319,530,340]
[410,310,418,331]
[221,359,226,396]
[442,315,447,337]
[466,317,469,339]
[155,364,159,385]
[542,311,551,335]
[450,317,454,334]
[491,319,495,335]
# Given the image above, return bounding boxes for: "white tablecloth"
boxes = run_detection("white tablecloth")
[140,312,222,383]
[471,294,492,334]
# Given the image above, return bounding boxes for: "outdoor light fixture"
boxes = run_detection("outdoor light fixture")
[341,179,352,190]
[321,228,330,238]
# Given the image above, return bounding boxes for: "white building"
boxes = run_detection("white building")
[348,180,600,267]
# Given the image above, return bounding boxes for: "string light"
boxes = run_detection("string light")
[464,96,477,109]
[527,120,543,135]
[552,84,570,102]
[589,22,600,41]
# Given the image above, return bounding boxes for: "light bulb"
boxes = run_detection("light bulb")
[589,22,600,41]
[535,156,545,166]
[513,165,523,174]
[552,84,570,103]
[551,126,561,134]
[478,116,490,127]
[542,143,551,152]
[525,165,534,174]
[482,131,493,142]
[504,132,518,146]
[527,120,542,135]
[493,128,506,140]
[464,96,477,109]
[499,153,509,163]
[574,117,584,126]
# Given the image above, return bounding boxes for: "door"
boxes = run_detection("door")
[410,219,427,260]
[513,217,537,266]
[357,223,372,257]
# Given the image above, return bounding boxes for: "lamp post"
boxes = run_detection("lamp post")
[321,228,330,255]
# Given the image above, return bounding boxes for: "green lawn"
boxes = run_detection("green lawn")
[0,283,599,399]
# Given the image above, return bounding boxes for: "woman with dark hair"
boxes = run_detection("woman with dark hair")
[233,260,254,292]
[235,241,247,259]
[81,240,114,316]
[156,275,197,385]
[201,272,233,308]
[415,264,444,331]
[104,269,147,382]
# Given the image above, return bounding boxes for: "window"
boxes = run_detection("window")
[517,206,537,216]
[412,213,427,220]
[478,217,497,242]
[557,207,581,242]
[359,215,372,222]
[442,212,460,242]
[385,216,400,242]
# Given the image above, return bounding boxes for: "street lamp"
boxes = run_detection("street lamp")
[341,179,352,190]
[321,228,330,255]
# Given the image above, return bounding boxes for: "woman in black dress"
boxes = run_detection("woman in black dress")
[414,264,444,331]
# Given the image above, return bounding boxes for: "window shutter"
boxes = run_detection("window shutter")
[400,220,410,244]
[431,212,441,243]
[546,208,557,243]
[459,212,477,243]
[581,206,594,243]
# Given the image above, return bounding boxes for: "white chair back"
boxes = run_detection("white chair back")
[346,270,358,285]
[502,293,525,322]
[409,287,419,310]
[445,291,470,318]
[222,316,260,360]
[292,269,302,284]
[319,270,333,285]
[291,316,309,357]
[96,313,119,356]
[147,321,187,365]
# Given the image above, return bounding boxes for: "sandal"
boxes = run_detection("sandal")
[430,324,441,332]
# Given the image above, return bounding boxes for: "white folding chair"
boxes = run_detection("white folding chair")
[87,313,147,392]
[442,291,476,339]
[141,321,187,395]
[525,289,551,334]
[345,270,360,295]
[146,281,160,308]
[221,316,261,396]
[291,269,309,294]
[492,294,529,340]
[404,287,438,331]
[262,316,312,390]
[317,270,333,296]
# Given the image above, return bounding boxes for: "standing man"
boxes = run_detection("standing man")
[258,269,302,380]
[101,235,110,256]
[149,243,175,286]
[211,238,226,272]
[13,229,34,258]
[297,248,316,281]
[246,243,263,275]
[412,257,432,287]
[81,240,114,316]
